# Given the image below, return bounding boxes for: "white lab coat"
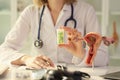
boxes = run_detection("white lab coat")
[0,1,109,66]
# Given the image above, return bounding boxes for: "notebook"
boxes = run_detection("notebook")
[101,71,120,80]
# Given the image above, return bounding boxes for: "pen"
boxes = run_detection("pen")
[92,60,94,70]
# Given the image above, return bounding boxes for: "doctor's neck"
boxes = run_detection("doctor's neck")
[47,0,65,12]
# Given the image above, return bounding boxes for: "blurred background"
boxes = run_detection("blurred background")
[0,0,120,66]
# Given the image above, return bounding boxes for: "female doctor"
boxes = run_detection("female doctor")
[0,0,108,69]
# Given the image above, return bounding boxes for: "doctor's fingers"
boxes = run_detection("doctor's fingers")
[36,56,54,67]
[62,27,77,35]
[64,27,83,42]
[42,56,55,67]
[68,31,83,42]
[33,59,50,69]
[62,27,82,38]
[27,62,42,69]
[62,26,76,32]
[62,27,82,39]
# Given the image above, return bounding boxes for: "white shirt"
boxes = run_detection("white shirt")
[0,1,109,66]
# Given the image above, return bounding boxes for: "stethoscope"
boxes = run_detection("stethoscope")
[34,4,77,48]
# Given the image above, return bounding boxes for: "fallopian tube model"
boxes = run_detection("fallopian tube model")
[102,21,119,47]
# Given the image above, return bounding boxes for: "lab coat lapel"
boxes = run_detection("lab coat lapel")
[44,6,54,28]
[37,6,57,58]
[56,4,73,29]
[43,4,71,27]
[42,4,72,28]
[40,6,57,43]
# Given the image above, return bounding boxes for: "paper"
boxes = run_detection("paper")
[0,63,9,75]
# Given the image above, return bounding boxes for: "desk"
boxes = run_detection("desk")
[0,65,120,80]
[68,65,120,80]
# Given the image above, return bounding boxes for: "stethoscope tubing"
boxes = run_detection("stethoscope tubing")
[64,4,77,28]
[38,5,45,40]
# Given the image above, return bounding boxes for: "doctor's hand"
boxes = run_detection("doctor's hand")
[58,27,85,59]
[11,55,55,69]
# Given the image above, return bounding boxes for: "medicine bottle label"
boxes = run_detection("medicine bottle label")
[57,29,64,44]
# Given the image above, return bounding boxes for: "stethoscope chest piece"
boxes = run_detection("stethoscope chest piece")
[34,39,43,48]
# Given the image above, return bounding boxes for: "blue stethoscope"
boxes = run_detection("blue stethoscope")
[34,4,77,48]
